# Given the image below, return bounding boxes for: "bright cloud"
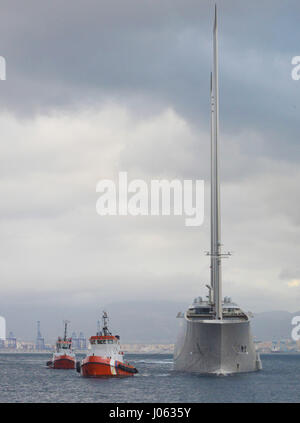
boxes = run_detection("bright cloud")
[288,279,300,288]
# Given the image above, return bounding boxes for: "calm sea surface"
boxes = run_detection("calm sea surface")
[0,353,299,403]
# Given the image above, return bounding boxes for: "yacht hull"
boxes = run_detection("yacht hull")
[174,317,262,374]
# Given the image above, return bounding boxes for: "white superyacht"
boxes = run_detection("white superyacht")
[174,6,262,374]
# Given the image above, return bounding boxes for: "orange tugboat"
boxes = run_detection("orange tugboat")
[77,311,138,377]
[47,321,75,369]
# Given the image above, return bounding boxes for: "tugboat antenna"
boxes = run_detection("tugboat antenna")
[102,311,111,336]
[63,320,70,341]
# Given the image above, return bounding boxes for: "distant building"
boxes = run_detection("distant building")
[69,331,86,350]
[7,331,17,349]
[35,321,45,351]
[78,332,87,350]
[20,341,35,352]
[71,331,80,350]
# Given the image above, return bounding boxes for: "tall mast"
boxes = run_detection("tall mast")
[211,5,222,319]
[102,311,111,336]
[210,71,215,305]
[63,320,69,341]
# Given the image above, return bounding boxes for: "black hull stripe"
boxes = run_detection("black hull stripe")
[81,361,111,368]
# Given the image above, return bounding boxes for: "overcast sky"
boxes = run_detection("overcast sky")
[0,0,300,340]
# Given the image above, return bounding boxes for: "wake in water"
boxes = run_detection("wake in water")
[134,359,173,365]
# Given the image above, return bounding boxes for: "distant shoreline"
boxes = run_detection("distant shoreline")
[0,343,175,354]
[1,351,300,356]
[0,352,175,355]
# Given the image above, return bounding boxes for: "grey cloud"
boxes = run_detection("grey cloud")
[0,1,299,163]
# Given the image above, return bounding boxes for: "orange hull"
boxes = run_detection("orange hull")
[80,355,137,377]
[48,355,75,369]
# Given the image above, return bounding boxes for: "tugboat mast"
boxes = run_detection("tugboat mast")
[63,320,69,341]
[102,311,111,336]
